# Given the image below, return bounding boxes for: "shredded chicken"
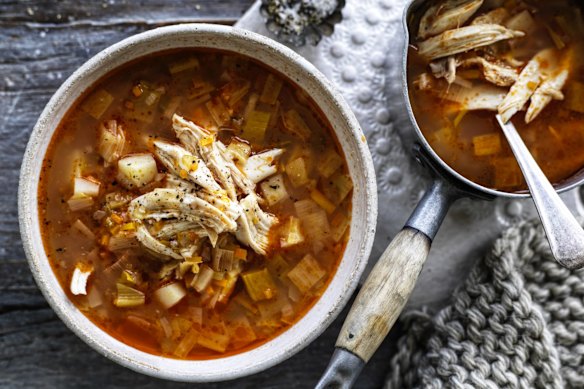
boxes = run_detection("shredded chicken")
[418,0,484,39]
[418,24,525,61]
[243,148,284,183]
[458,56,518,87]
[136,224,183,260]
[470,8,510,25]
[525,70,569,123]
[235,193,278,255]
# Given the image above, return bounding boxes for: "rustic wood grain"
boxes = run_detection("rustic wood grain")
[337,228,430,363]
[0,1,398,387]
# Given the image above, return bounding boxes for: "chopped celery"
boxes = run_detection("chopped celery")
[472,134,502,156]
[67,196,94,212]
[280,216,305,248]
[229,316,257,348]
[259,74,284,104]
[243,93,260,121]
[310,188,336,214]
[330,211,350,243]
[242,268,277,302]
[72,219,95,240]
[242,110,271,143]
[114,283,145,307]
[282,109,311,141]
[70,263,93,296]
[98,120,126,166]
[286,157,310,187]
[198,330,230,353]
[220,79,251,107]
[566,81,584,113]
[260,174,289,206]
[321,172,353,205]
[173,328,200,358]
[119,269,141,286]
[317,149,343,178]
[154,282,187,309]
[193,264,214,293]
[300,208,331,242]
[205,97,231,126]
[287,254,326,293]
[169,56,199,74]
[212,248,235,272]
[268,254,290,280]
[117,153,158,189]
[188,79,215,100]
[294,199,320,219]
[81,89,114,119]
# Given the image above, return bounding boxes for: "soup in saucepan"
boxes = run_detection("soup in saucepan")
[408,0,584,192]
[38,49,353,359]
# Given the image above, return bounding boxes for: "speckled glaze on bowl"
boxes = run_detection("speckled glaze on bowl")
[18,24,377,382]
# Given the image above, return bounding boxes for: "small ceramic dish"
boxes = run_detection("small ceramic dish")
[18,24,377,382]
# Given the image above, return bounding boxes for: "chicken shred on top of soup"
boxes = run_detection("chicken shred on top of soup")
[38,50,353,359]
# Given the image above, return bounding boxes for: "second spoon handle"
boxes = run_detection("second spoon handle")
[496,114,584,269]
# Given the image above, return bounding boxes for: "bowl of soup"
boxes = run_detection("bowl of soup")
[18,24,377,381]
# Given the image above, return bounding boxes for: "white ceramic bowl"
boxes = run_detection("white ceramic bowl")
[18,24,377,382]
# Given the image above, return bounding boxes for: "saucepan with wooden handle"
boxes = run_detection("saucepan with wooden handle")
[316,0,584,387]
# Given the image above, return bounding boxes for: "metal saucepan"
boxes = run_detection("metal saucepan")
[317,0,584,387]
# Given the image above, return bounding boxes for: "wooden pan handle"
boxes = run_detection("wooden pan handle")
[335,227,430,362]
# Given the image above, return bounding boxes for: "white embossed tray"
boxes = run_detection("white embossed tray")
[236,0,584,309]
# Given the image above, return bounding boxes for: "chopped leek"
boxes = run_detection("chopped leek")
[243,93,260,121]
[267,254,290,280]
[117,153,158,189]
[229,316,257,348]
[205,97,231,126]
[566,81,584,113]
[173,328,200,358]
[260,174,289,206]
[107,232,138,251]
[67,196,94,212]
[73,176,100,198]
[163,96,182,119]
[233,292,259,314]
[310,189,336,214]
[169,56,199,74]
[212,248,235,272]
[259,74,284,105]
[70,263,93,296]
[154,282,187,309]
[242,268,277,302]
[198,330,230,353]
[472,133,502,156]
[221,78,251,107]
[287,254,326,293]
[317,149,343,178]
[86,285,103,308]
[321,172,353,205]
[72,219,95,240]
[98,120,126,166]
[217,273,238,304]
[300,208,330,242]
[330,211,350,243]
[280,216,304,248]
[114,283,145,307]
[282,109,311,141]
[193,264,214,293]
[242,110,271,143]
[294,199,321,219]
[81,89,114,119]
[505,10,536,34]
[286,157,310,188]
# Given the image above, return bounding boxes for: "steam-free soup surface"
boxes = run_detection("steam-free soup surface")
[39,49,352,359]
[409,0,584,192]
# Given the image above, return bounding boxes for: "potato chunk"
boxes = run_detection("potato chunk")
[117,153,158,189]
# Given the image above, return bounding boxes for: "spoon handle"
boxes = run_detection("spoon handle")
[496,115,584,269]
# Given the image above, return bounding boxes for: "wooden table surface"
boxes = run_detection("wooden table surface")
[0,1,399,387]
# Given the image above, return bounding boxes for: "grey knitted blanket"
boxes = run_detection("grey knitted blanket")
[385,220,584,389]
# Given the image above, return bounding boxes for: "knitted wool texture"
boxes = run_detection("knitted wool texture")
[385,219,584,389]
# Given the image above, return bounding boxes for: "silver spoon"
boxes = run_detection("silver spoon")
[496,114,584,269]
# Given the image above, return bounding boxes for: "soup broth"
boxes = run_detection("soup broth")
[408,0,584,192]
[38,49,352,359]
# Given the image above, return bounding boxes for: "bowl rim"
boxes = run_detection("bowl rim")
[18,23,378,382]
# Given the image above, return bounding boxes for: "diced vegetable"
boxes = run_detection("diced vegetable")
[217,273,238,304]
[227,139,252,166]
[70,263,93,295]
[234,247,247,261]
[212,248,235,272]
[73,177,101,198]
[505,10,536,34]
[154,282,187,309]
[173,328,200,358]
[169,57,199,74]
[72,219,95,240]
[107,233,138,251]
[120,269,141,286]
[243,93,260,121]
[285,157,310,187]
[198,330,230,353]
[242,268,277,302]
[259,74,284,104]
[98,120,126,166]
[244,148,284,183]
[281,303,295,324]
[280,216,305,248]
[233,292,259,314]
[228,316,257,348]
[260,174,289,206]
[193,264,214,293]
[545,23,566,50]
[492,157,523,189]
[267,254,290,280]
[206,97,232,126]
[81,89,114,119]
[294,199,320,219]
[220,79,251,106]
[287,254,326,293]
[117,153,158,189]
[310,189,336,214]
[86,285,103,308]
[282,109,311,141]
[317,149,343,178]
[163,96,182,119]
[330,211,350,243]
[242,110,271,143]
[126,81,165,123]
[566,81,584,113]
[472,133,502,156]
[67,196,94,212]
[114,283,145,307]
[300,208,331,243]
